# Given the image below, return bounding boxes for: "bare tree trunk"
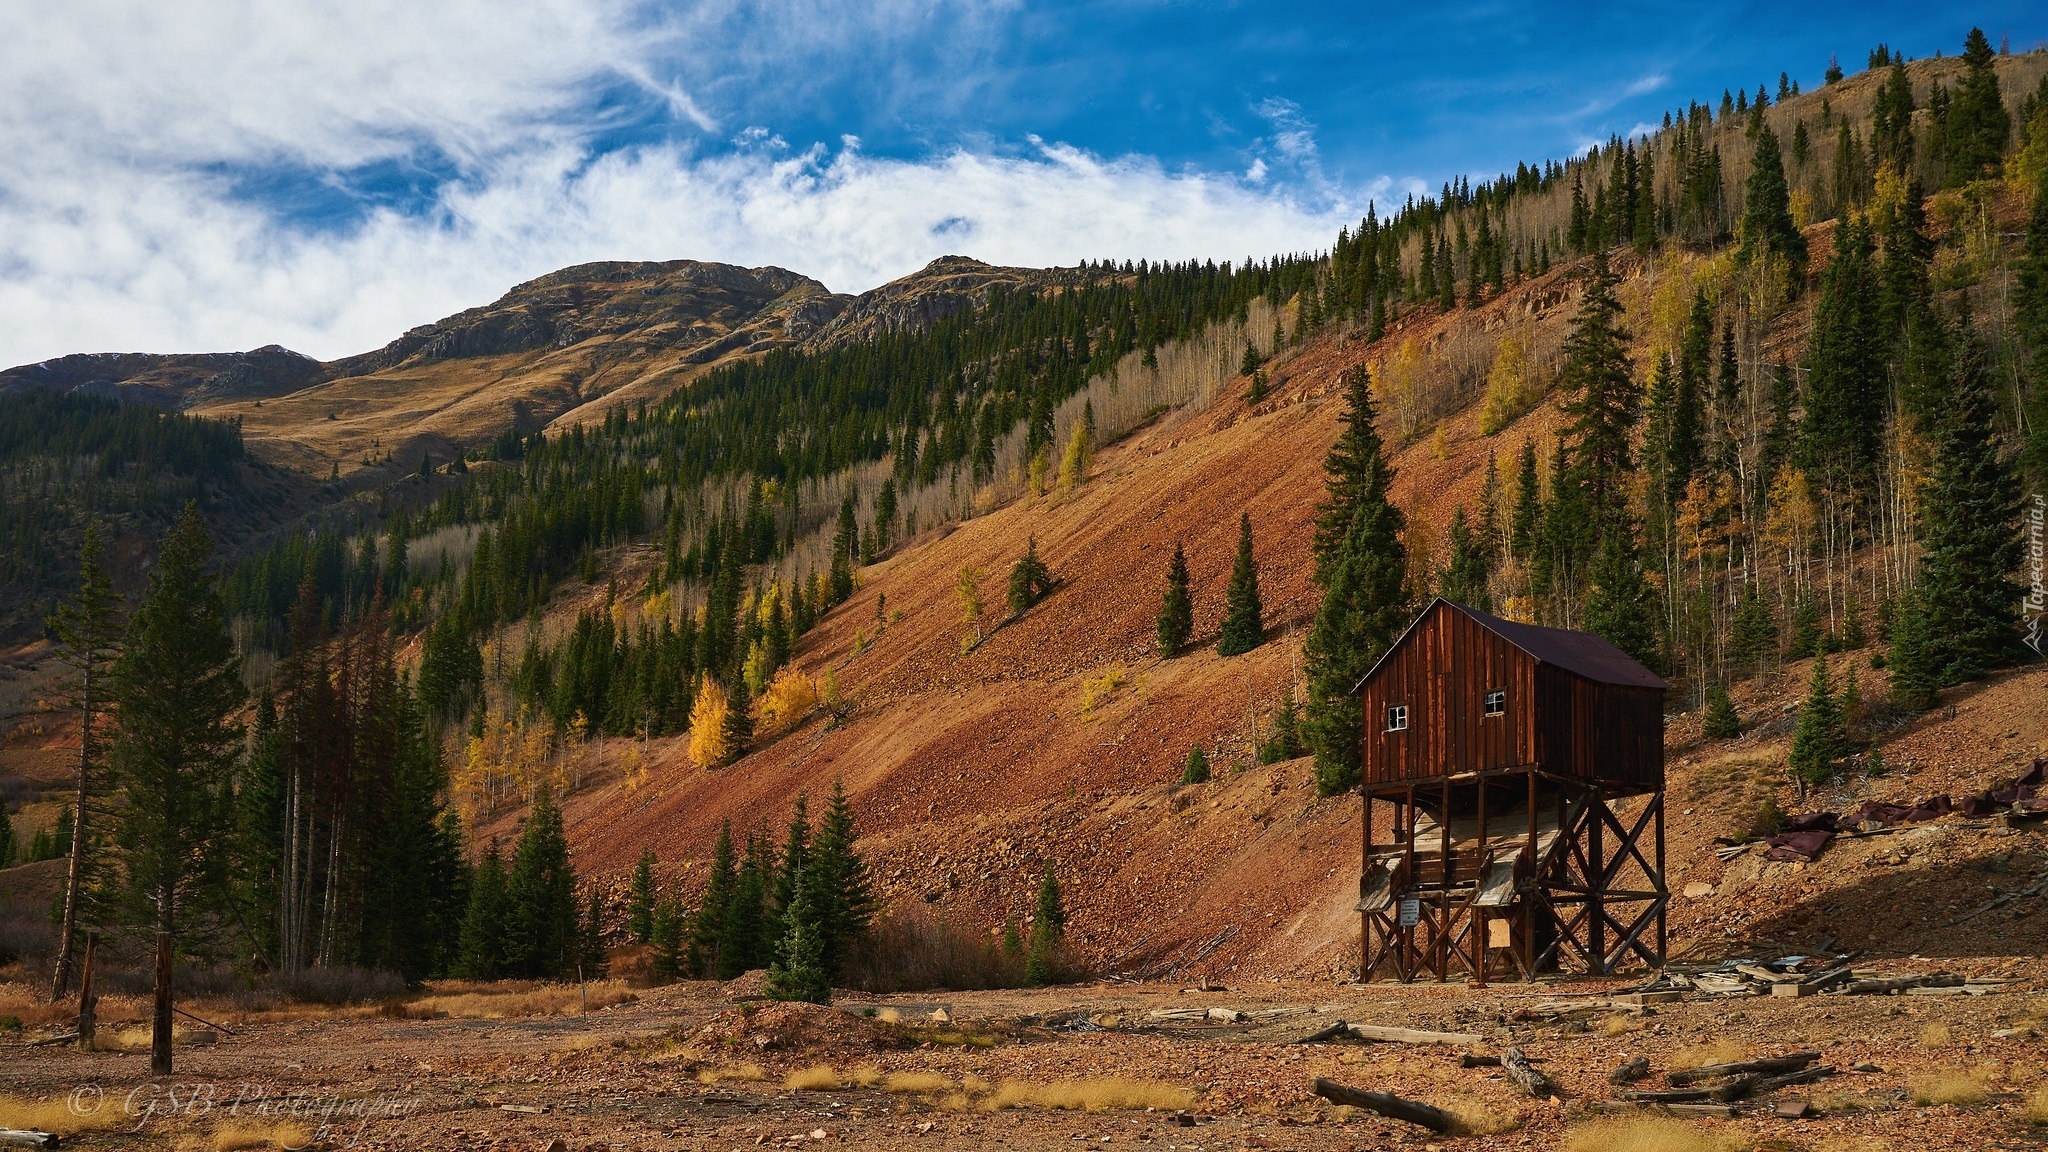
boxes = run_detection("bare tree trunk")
[151,921,173,1076]
[76,932,98,1046]
[49,662,93,1001]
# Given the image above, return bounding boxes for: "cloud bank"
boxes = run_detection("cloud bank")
[0,1,1358,365]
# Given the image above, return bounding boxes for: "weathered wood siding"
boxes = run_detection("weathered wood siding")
[1359,602,1664,793]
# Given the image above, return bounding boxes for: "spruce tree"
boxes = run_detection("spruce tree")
[1738,125,1807,290]
[2015,178,2048,487]
[1915,330,2024,682]
[1024,865,1067,986]
[1702,683,1741,739]
[628,847,657,944]
[1007,536,1054,615]
[1156,542,1194,657]
[107,505,243,1075]
[1509,439,1542,557]
[803,780,873,982]
[1436,506,1493,611]
[650,894,685,981]
[1886,589,1940,709]
[717,832,771,978]
[1787,594,1823,659]
[1789,656,1849,786]
[721,677,753,761]
[690,821,738,975]
[579,886,609,978]
[1558,252,1640,532]
[1944,29,2010,186]
[1216,513,1265,656]
[1730,585,1778,678]
[505,788,580,979]
[1799,216,1885,495]
[764,877,831,1004]
[1581,520,1659,669]
[47,523,122,999]
[769,794,811,947]
[1181,746,1210,784]
[456,838,510,979]
[1304,368,1408,795]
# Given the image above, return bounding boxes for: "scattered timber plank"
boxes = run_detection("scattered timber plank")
[1310,1079,1458,1134]
[497,1104,548,1115]
[1736,964,1803,985]
[1588,1101,1738,1118]
[1770,982,1820,998]
[1844,975,1929,995]
[1774,1098,1813,1119]
[1803,966,1854,990]
[1346,1024,1483,1046]
[1462,1053,1550,1068]
[1610,990,1685,1006]
[1502,1048,1558,1099]
[1292,1020,1351,1045]
[1608,1056,1652,1085]
[1666,1052,1818,1087]
[1756,1065,1836,1092]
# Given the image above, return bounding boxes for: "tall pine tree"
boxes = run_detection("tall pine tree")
[1156,541,1194,656]
[1915,328,2024,682]
[1216,514,1265,656]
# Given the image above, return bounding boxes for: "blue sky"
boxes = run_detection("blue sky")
[1,2,2041,364]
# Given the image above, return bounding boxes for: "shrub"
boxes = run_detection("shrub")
[1909,1067,1990,1106]
[758,668,821,732]
[1181,747,1210,784]
[1079,665,1128,714]
[1701,683,1740,738]
[687,676,732,766]
[840,909,1024,992]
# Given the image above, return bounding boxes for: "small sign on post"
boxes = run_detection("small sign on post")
[1398,898,1421,929]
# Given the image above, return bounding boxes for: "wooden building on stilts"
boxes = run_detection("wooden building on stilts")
[1356,598,1670,982]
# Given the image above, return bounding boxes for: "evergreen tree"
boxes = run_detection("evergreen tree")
[769,794,811,946]
[47,523,122,998]
[504,788,580,979]
[579,886,609,978]
[1702,683,1741,739]
[1259,692,1305,764]
[721,677,754,761]
[1303,368,1408,795]
[1436,506,1493,611]
[1181,746,1211,784]
[1886,588,1941,709]
[1799,216,1885,495]
[690,821,738,975]
[1787,594,1823,659]
[1789,656,1850,786]
[1738,125,1807,291]
[1558,252,1640,533]
[1581,520,1659,669]
[1007,536,1054,615]
[456,838,510,979]
[716,832,771,978]
[1730,585,1778,678]
[1024,865,1067,986]
[1509,439,1542,557]
[628,847,657,944]
[872,479,898,554]
[1915,330,2024,682]
[764,875,831,1004]
[1943,28,2011,185]
[107,504,243,1075]
[803,780,873,982]
[0,798,13,866]
[650,893,685,981]
[1871,63,1917,175]
[1156,541,1194,657]
[1216,514,1265,656]
[2015,178,2048,487]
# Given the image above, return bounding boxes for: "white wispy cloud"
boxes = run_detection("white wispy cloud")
[0,0,1361,365]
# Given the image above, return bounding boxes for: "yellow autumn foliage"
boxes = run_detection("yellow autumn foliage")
[688,676,732,767]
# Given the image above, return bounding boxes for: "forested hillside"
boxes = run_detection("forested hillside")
[4,31,2047,997]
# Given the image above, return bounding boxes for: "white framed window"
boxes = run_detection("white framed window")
[1484,688,1507,716]
[1385,704,1409,732]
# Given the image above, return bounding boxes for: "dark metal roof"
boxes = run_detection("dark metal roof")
[1453,600,1668,689]
[1359,598,1667,692]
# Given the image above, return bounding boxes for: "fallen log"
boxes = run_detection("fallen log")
[1311,1079,1459,1134]
[1292,1021,1350,1044]
[1587,1100,1739,1119]
[1502,1048,1558,1099]
[1345,1023,1483,1046]
[1621,1074,1760,1104]
[0,1131,60,1149]
[1460,1052,1553,1068]
[25,1033,79,1048]
[1756,1065,1836,1092]
[1608,1056,1651,1085]
[1666,1051,1818,1086]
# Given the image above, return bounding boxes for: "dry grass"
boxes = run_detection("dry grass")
[1908,1067,1991,1106]
[205,1120,315,1149]
[1597,1013,1642,1036]
[2021,1085,2048,1125]
[0,1093,125,1133]
[874,1007,902,1023]
[847,1065,884,1087]
[1918,1021,1952,1046]
[986,1078,1195,1112]
[1669,1040,1747,1070]
[1562,1116,1745,1152]
[785,1064,840,1091]
[1441,1096,1520,1136]
[405,980,635,1019]
[695,1063,767,1084]
[1813,1091,1888,1114]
